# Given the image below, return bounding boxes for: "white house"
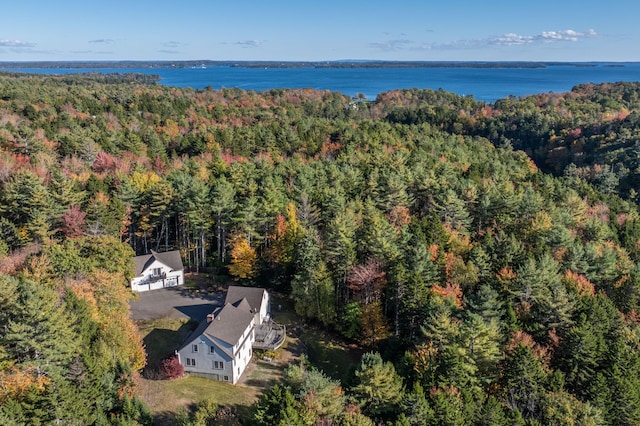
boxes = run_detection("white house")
[130,250,184,292]
[176,302,255,384]
[225,285,271,326]
[176,286,285,384]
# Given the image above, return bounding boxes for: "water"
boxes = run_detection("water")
[2,63,640,103]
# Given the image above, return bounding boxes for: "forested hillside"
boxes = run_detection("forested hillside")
[2,72,640,424]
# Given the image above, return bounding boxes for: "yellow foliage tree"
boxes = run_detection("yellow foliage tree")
[128,170,161,192]
[0,365,50,404]
[88,269,146,371]
[228,234,257,280]
[360,301,390,347]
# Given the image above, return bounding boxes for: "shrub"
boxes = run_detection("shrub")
[160,355,184,380]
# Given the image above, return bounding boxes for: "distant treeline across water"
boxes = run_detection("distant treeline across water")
[1,61,639,102]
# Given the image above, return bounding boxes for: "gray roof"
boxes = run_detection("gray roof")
[225,286,266,313]
[179,303,254,356]
[203,303,255,346]
[133,250,183,276]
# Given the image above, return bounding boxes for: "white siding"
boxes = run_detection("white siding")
[177,322,254,384]
[130,259,184,292]
[259,290,270,323]
[177,337,233,382]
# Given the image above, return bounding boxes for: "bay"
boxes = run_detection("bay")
[2,63,640,103]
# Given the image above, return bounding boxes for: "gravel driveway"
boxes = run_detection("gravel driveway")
[129,286,225,321]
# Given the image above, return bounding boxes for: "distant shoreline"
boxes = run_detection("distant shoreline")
[0,60,634,70]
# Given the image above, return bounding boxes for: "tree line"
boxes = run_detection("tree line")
[3,72,640,423]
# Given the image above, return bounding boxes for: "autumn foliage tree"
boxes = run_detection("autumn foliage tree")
[160,355,184,380]
[3,73,640,424]
[228,234,257,280]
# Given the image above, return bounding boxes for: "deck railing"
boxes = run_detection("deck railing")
[253,320,286,350]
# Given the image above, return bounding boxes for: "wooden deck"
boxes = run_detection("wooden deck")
[253,320,286,350]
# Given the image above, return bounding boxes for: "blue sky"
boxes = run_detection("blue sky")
[0,0,638,62]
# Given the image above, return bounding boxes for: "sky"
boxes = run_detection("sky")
[1,0,639,62]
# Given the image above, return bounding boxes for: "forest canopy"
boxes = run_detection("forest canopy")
[2,72,640,424]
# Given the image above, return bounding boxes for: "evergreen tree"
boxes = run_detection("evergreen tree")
[0,170,56,242]
[499,343,549,421]
[325,205,358,309]
[254,384,304,426]
[466,283,504,325]
[290,227,336,325]
[399,383,434,426]
[210,176,236,263]
[351,352,404,420]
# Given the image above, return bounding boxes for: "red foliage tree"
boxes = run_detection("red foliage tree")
[348,258,386,305]
[60,205,86,238]
[92,151,117,174]
[160,355,184,380]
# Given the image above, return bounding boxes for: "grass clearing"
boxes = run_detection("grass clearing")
[302,326,364,381]
[138,375,259,424]
[136,317,195,372]
[136,316,261,424]
[133,291,364,424]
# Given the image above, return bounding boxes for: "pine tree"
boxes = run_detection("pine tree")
[254,384,304,426]
[399,383,434,426]
[0,170,56,243]
[467,283,504,325]
[352,352,404,419]
[325,206,358,309]
[146,180,174,251]
[475,396,510,426]
[428,386,467,426]
[2,279,80,378]
[210,176,236,263]
[48,169,86,217]
[460,312,502,384]
[400,240,441,341]
[499,343,549,420]
[362,200,401,263]
[291,227,336,325]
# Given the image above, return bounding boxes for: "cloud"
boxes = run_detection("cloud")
[427,29,598,50]
[369,39,413,51]
[236,40,262,48]
[372,29,597,53]
[0,39,35,48]
[88,39,114,44]
[158,49,181,55]
[490,29,598,46]
[163,41,184,48]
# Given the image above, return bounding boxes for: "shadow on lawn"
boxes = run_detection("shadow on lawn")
[142,321,197,379]
[302,327,363,381]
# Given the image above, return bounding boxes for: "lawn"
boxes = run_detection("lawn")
[136,317,195,374]
[133,291,364,424]
[137,375,259,424]
[301,326,364,381]
[134,306,297,424]
[268,294,364,381]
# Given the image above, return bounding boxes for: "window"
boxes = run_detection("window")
[213,361,224,369]
[223,376,229,381]
[152,267,161,276]
[186,358,196,367]
[209,346,215,354]
[192,344,198,353]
